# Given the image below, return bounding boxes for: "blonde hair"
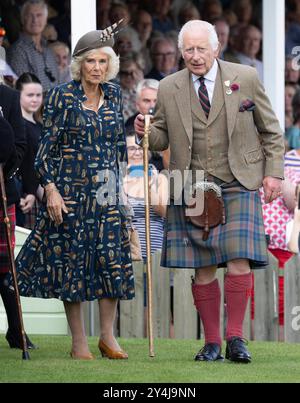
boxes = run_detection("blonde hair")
[70,47,120,82]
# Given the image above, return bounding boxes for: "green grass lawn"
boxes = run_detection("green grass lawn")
[1,336,300,383]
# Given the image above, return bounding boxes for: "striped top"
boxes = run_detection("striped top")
[284,149,300,173]
[7,34,60,91]
[127,194,165,261]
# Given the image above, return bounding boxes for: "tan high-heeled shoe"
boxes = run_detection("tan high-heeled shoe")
[98,339,128,359]
[70,351,95,360]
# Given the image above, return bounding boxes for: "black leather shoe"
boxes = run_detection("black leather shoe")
[194,343,224,362]
[226,337,251,363]
[6,329,37,350]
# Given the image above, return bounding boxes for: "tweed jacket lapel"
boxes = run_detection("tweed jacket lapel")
[174,69,193,144]
[207,68,224,126]
[218,59,240,139]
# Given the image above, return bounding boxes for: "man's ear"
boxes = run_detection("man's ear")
[215,42,221,58]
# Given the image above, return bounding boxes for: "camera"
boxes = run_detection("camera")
[44,67,56,83]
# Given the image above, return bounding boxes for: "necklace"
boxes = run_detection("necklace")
[84,100,99,108]
[84,89,103,110]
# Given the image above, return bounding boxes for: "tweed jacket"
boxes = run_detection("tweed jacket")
[149,59,285,191]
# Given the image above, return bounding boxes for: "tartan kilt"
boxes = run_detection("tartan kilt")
[161,180,268,269]
[0,205,16,274]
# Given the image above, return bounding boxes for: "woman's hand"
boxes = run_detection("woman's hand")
[45,183,69,225]
[20,194,36,214]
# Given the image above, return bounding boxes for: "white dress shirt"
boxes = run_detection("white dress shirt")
[192,59,219,104]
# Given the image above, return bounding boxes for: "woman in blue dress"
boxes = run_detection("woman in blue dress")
[13,23,134,360]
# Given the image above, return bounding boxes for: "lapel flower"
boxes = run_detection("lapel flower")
[224,80,232,95]
[230,83,240,91]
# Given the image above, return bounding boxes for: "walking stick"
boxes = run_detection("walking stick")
[143,114,155,358]
[0,164,30,360]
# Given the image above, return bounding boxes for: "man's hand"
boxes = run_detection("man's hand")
[134,114,146,137]
[263,176,283,203]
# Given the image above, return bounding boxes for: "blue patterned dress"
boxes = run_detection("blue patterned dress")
[14,80,135,302]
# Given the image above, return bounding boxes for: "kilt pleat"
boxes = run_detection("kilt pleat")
[161,181,268,269]
[0,205,16,274]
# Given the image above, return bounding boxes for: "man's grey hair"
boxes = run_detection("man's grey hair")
[70,47,120,82]
[136,79,159,99]
[178,20,219,52]
[21,0,48,24]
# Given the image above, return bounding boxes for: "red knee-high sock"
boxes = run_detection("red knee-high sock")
[192,279,222,346]
[225,272,252,340]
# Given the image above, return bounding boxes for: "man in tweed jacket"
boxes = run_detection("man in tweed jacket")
[135,20,285,364]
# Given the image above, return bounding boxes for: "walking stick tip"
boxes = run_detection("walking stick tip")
[22,351,30,360]
[1,164,29,362]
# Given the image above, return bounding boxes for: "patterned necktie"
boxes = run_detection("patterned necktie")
[198,76,211,118]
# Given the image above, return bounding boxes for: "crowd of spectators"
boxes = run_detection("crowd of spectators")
[0,0,299,138]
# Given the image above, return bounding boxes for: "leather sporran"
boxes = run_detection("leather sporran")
[185,181,226,241]
[128,224,143,261]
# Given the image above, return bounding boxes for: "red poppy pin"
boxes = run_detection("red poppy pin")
[230,83,240,91]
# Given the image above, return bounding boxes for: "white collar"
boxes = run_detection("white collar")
[192,59,218,83]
